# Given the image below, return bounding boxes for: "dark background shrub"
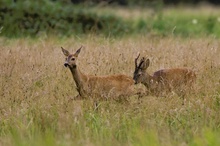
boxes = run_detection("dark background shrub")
[0,0,219,38]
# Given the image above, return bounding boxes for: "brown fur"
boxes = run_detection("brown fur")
[133,56,196,97]
[149,68,196,96]
[62,46,136,100]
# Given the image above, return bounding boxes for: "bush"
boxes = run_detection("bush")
[1,0,220,38]
[0,0,131,37]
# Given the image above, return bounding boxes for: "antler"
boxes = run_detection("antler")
[138,57,146,68]
[79,46,83,49]
[135,53,140,68]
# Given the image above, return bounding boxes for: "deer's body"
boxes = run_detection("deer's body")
[62,47,135,100]
[69,66,134,99]
[133,55,196,97]
[147,68,196,96]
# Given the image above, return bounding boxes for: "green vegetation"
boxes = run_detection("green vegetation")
[0,0,131,37]
[1,0,220,38]
[1,2,220,146]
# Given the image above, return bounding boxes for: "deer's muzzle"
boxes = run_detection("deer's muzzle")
[64,63,69,67]
[133,79,137,84]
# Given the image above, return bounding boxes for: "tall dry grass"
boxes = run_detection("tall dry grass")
[0,35,220,145]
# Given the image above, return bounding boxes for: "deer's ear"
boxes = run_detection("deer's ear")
[142,59,150,70]
[74,46,82,57]
[61,47,70,56]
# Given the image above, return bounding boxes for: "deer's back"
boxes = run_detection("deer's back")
[153,68,196,86]
[88,74,134,89]
[84,74,135,99]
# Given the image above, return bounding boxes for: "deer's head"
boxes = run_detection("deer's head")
[61,46,82,68]
[133,54,150,85]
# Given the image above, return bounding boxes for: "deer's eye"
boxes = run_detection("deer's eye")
[71,58,75,61]
[136,74,141,77]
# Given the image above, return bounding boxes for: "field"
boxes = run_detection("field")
[1,35,220,146]
[1,5,220,146]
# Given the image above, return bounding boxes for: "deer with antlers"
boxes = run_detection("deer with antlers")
[133,54,196,99]
[62,46,141,101]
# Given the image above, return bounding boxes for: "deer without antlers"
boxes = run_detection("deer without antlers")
[133,54,196,98]
[62,46,139,100]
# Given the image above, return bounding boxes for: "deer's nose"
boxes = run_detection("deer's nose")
[64,63,69,67]
[133,78,137,84]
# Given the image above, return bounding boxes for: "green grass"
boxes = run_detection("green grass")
[1,2,220,38]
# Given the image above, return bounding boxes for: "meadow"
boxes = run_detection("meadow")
[0,34,220,146]
[1,2,220,145]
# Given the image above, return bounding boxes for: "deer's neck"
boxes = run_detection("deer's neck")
[69,66,88,96]
[143,73,154,88]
